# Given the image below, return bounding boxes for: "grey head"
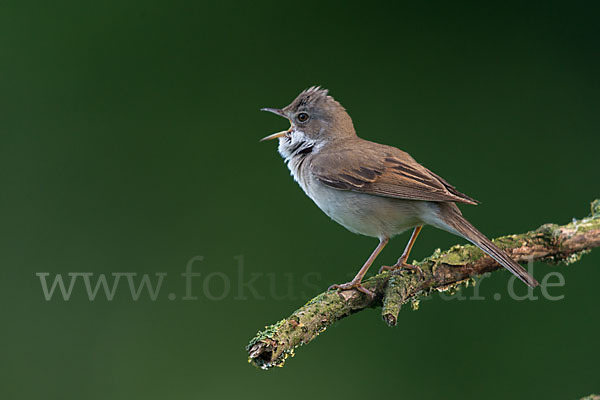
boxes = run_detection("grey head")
[260,86,356,143]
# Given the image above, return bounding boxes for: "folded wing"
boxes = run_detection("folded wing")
[311,142,478,205]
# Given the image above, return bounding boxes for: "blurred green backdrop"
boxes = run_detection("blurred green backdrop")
[1,1,599,399]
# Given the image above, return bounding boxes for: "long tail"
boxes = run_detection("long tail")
[434,203,539,288]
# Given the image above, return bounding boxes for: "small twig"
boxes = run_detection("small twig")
[247,199,600,369]
[381,274,415,326]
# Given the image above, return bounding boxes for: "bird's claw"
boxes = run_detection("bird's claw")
[379,261,423,276]
[328,281,374,299]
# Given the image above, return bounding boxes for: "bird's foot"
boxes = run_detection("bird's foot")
[328,281,374,299]
[379,260,423,276]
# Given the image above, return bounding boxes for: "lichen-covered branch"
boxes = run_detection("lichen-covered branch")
[247,200,600,370]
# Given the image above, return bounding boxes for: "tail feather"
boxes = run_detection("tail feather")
[436,203,539,288]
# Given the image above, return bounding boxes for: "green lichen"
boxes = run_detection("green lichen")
[410,299,420,311]
[434,243,483,265]
[592,199,600,216]
[492,234,528,249]
[536,223,561,242]
[563,249,591,265]
[246,319,286,351]
[579,394,600,400]
[246,318,305,369]
[434,278,471,296]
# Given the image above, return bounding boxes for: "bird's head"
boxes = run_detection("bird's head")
[260,86,356,145]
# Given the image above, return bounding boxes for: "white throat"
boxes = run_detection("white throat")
[277,129,318,188]
[277,129,316,161]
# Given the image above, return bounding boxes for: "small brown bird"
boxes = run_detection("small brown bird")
[261,86,538,297]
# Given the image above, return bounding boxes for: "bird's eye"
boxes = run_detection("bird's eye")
[297,112,309,123]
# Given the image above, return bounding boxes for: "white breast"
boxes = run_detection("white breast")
[304,175,424,239]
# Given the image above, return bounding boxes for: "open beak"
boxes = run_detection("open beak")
[260,107,290,142]
[260,130,288,142]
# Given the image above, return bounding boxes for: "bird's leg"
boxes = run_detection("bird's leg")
[329,238,389,298]
[379,226,423,275]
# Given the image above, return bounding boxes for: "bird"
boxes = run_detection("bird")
[260,86,539,297]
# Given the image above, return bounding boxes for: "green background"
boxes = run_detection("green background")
[1,1,598,399]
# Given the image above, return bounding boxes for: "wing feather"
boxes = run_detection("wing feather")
[311,141,478,205]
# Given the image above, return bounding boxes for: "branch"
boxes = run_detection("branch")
[247,199,600,369]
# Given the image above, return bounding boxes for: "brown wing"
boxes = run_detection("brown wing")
[311,141,479,205]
